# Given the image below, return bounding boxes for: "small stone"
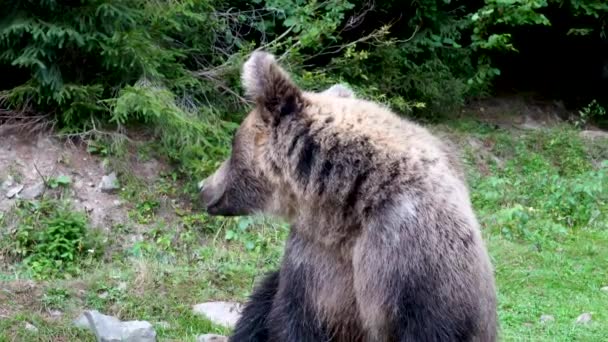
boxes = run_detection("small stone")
[49,310,63,318]
[6,184,23,199]
[99,172,120,193]
[600,286,608,292]
[519,115,543,130]
[540,314,554,324]
[1,175,14,191]
[84,311,122,341]
[73,313,91,329]
[113,200,122,207]
[322,84,355,98]
[121,320,156,342]
[73,180,83,190]
[197,334,228,342]
[575,312,592,324]
[98,291,109,299]
[193,301,242,328]
[20,182,45,200]
[24,322,38,333]
[74,310,156,342]
[580,130,608,140]
[117,282,128,292]
[88,182,95,188]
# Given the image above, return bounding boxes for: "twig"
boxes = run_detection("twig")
[343,0,375,31]
[302,22,419,63]
[32,162,56,199]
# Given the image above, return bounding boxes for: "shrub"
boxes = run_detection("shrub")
[1,0,607,178]
[1,200,103,279]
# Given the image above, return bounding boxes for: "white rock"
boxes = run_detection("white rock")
[49,310,63,318]
[20,182,45,200]
[197,334,228,342]
[322,83,355,98]
[120,321,156,342]
[117,282,128,292]
[6,184,23,198]
[580,130,608,140]
[539,314,554,324]
[99,172,120,193]
[74,310,156,342]
[1,175,14,191]
[24,322,38,333]
[73,313,91,329]
[575,312,592,324]
[193,301,242,328]
[600,286,608,292]
[519,116,544,130]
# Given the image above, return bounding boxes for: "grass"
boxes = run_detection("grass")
[444,119,608,341]
[1,118,607,341]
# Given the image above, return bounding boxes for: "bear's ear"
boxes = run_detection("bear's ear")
[242,51,303,124]
[321,84,355,99]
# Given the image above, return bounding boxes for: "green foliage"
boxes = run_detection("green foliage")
[42,287,71,310]
[1,0,607,179]
[47,175,71,189]
[1,200,103,279]
[0,0,238,180]
[465,126,608,250]
[574,99,607,129]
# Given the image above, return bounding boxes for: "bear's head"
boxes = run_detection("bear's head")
[199,51,353,217]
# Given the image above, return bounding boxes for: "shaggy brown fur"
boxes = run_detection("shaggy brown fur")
[200,51,498,341]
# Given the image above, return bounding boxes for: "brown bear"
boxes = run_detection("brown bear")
[199,51,498,341]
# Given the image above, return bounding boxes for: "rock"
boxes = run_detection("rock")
[322,84,354,98]
[20,182,45,200]
[601,286,608,292]
[117,282,128,292]
[198,180,205,191]
[192,301,243,328]
[539,314,554,324]
[119,321,156,342]
[49,310,63,319]
[196,334,228,342]
[98,291,109,299]
[99,172,120,193]
[519,116,544,130]
[73,313,90,329]
[575,312,592,324]
[1,175,14,191]
[74,310,156,342]
[6,184,23,199]
[24,322,38,333]
[580,130,608,140]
